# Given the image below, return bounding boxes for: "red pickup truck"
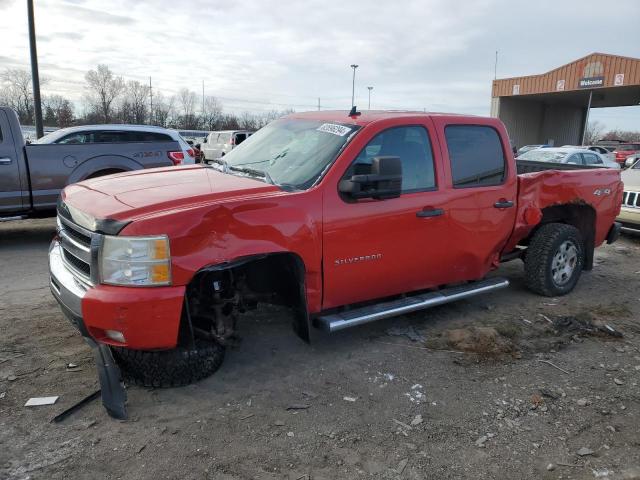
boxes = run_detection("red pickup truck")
[49,111,622,417]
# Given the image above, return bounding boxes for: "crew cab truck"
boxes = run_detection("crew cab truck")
[49,110,622,418]
[0,107,186,219]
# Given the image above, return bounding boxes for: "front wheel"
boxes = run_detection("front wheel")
[111,338,225,388]
[524,223,584,296]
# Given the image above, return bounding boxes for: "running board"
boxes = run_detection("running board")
[0,215,26,222]
[316,277,509,333]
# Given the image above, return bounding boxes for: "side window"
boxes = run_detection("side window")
[583,153,602,165]
[93,131,129,143]
[445,125,506,188]
[235,133,247,145]
[567,154,583,165]
[344,126,436,193]
[56,132,92,144]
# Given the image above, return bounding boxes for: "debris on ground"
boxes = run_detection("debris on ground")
[614,378,625,385]
[286,403,310,410]
[576,447,595,457]
[52,390,101,423]
[25,396,59,407]
[410,414,423,426]
[343,396,357,402]
[386,325,425,342]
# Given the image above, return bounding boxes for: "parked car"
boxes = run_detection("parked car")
[0,107,190,219]
[200,130,253,161]
[562,145,616,163]
[184,138,204,163]
[517,147,620,169]
[624,153,640,169]
[612,143,640,166]
[618,157,640,232]
[35,124,195,165]
[49,110,622,418]
[516,144,550,156]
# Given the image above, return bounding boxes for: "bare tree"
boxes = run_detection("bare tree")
[151,91,174,127]
[42,94,74,127]
[177,88,198,129]
[1,68,48,125]
[201,95,223,130]
[84,65,125,123]
[584,120,605,145]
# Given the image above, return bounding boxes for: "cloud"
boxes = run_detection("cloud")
[1,0,639,129]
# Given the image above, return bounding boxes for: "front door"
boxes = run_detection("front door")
[0,110,24,214]
[322,121,460,309]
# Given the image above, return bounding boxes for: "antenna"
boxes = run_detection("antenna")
[348,105,361,118]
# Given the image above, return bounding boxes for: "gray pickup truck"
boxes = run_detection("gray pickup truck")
[0,107,185,219]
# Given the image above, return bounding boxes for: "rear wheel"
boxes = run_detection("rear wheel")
[524,223,584,296]
[111,339,225,388]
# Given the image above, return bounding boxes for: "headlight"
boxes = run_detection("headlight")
[100,235,171,286]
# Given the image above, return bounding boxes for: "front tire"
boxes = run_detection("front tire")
[524,223,584,296]
[111,339,225,388]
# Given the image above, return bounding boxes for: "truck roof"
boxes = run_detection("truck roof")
[287,110,478,127]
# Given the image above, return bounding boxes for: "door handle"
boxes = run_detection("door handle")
[0,157,12,164]
[494,200,514,209]
[416,207,444,218]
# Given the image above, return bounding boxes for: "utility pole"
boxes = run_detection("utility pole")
[317,97,321,111]
[494,50,498,80]
[367,86,373,109]
[350,64,358,108]
[202,80,205,116]
[27,0,43,138]
[149,76,153,125]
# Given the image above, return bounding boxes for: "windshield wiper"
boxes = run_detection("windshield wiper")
[229,165,275,185]
[209,157,229,173]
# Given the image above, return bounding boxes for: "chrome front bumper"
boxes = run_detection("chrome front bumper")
[49,239,89,333]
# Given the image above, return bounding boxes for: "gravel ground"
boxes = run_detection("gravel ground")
[1,218,639,480]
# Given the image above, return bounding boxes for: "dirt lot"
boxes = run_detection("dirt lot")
[1,218,639,480]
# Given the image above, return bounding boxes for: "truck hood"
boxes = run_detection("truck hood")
[61,165,282,224]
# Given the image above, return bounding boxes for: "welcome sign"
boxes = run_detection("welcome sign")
[578,76,604,89]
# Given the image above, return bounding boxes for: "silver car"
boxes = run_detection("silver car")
[517,147,620,169]
[35,124,196,164]
[201,130,253,162]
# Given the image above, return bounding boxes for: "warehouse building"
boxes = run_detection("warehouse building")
[491,53,640,148]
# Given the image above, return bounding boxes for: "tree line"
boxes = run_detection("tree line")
[0,65,292,132]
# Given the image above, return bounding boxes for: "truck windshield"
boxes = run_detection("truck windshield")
[212,118,359,189]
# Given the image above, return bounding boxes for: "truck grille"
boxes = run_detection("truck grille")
[622,191,640,209]
[57,215,94,286]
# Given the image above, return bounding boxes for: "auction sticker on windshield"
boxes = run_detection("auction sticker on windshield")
[317,123,352,136]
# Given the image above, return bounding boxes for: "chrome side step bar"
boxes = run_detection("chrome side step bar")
[316,277,510,333]
[0,215,27,222]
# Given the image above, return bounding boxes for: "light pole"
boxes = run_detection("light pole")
[27,0,43,139]
[367,86,373,109]
[350,64,358,108]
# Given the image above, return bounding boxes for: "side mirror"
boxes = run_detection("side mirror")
[195,143,201,149]
[625,157,636,168]
[339,156,402,200]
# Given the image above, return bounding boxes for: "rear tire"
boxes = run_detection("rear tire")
[111,339,225,388]
[524,223,584,296]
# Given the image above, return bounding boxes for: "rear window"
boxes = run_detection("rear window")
[445,125,506,187]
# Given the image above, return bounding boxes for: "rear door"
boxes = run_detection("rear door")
[322,119,462,309]
[0,109,25,213]
[431,117,518,279]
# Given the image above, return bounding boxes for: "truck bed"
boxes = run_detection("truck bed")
[504,166,624,253]
[516,159,604,174]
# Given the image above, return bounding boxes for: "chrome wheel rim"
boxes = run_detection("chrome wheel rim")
[551,240,578,286]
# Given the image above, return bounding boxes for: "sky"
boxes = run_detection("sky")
[1,0,639,130]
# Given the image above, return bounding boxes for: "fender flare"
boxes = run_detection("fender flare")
[68,155,144,184]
